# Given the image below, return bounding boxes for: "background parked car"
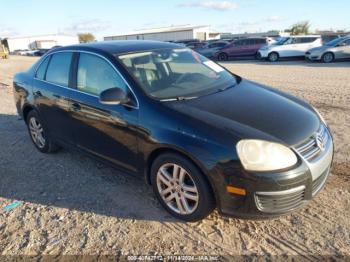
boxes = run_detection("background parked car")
[257,35,322,62]
[306,36,350,63]
[185,41,206,50]
[196,41,229,58]
[214,38,268,61]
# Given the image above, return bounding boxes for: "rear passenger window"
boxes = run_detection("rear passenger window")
[299,37,317,43]
[46,53,72,86]
[77,53,128,96]
[35,56,50,80]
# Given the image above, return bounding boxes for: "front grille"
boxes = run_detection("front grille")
[255,186,306,213]
[294,124,328,162]
[312,166,330,196]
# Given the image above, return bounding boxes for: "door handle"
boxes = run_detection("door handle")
[71,102,81,111]
[34,90,42,97]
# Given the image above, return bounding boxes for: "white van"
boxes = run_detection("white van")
[257,35,322,62]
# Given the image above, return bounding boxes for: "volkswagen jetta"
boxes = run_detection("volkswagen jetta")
[13,41,333,221]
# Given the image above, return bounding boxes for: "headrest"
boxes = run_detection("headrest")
[133,55,151,65]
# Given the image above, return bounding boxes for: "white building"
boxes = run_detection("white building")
[5,34,79,52]
[104,25,211,42]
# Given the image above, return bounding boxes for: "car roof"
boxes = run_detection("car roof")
[48,40,183,55]
[289,35,321,38]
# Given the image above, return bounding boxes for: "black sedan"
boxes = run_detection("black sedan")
[13,41,333,221]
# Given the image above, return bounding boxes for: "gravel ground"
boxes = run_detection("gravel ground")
[0,56,350,259]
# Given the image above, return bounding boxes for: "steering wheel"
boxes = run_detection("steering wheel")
[174,73,192,85]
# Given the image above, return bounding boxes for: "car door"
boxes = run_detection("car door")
[68,52,139,172]
[33,52,75,144]
[283,38,299,57]
[246,39,259,56]
[228,40,245,57]
[335,39,350,59]
[299,37,318,55]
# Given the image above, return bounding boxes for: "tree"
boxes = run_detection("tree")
[78,33,96,43]
[289,21,311,35]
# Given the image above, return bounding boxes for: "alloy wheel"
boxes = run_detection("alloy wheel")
[269,52,278,62]
[323,53,334,63]
[28,117,46,149]
[156,163,199,215]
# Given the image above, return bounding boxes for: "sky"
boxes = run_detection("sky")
[1,0,349,40]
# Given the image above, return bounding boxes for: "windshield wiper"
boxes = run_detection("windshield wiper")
[175,96,198,101]
[217,84,236,93]
[160,96,198,101]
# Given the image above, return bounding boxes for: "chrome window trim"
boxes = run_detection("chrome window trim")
[33,50,139,109]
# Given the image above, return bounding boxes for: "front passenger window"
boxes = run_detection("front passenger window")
[77,53,128,96]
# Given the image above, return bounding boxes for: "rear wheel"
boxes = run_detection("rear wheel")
[151,153,215,221]
[217,52,228,61]
[268,52,279,62]
[322,52,334,63]
[26,110,60,153]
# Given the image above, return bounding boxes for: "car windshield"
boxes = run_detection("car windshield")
[325,37,344,46]
[117,48,237,100]
[275,37,289,45]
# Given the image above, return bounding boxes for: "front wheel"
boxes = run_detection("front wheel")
[151,153,215,221]
[26,110,60,153]
[217,52,228,61]
[268,52,279,62]
[322,52,334,63]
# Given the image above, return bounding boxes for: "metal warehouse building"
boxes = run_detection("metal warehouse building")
[104,25,211,42]
[4,34,79,52]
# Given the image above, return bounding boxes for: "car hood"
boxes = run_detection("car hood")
[165,79,320,146]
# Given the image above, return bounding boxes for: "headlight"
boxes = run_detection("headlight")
[312,106,326,125]
[236,140,298,172]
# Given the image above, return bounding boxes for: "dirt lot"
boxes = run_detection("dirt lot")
[0,56,350,259]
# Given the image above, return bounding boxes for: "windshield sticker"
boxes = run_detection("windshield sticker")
[203,61,224,73]
[191,51,202,63]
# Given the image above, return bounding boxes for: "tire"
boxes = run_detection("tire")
[26,110,60,153]
[268,52,279,62]
[217,52,228,61]
[322,52,334,63]
[255,52,262,60]
[150,153,215,221]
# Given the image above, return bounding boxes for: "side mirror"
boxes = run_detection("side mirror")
[99,88,130,105]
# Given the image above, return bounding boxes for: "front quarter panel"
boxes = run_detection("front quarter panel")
[138,101,240,202]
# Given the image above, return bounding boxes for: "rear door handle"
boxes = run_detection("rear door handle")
[71,102,81,111]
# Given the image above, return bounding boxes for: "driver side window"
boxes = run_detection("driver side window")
[77,53,128,96]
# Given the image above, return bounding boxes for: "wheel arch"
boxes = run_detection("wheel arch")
[144,146,218,205]
[22,104,36,121]
[217,52,228,60]
[268,51,279,60]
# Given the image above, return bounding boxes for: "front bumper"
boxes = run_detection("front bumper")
[257,49,269,59]
[305,52,322,61]
[214,126,333,219]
